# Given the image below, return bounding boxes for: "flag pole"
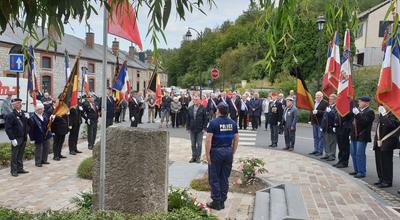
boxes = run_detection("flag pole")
[99,4,108,210]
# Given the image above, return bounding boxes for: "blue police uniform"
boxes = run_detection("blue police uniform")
[207,115,238,203]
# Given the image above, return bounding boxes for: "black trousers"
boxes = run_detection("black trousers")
[250,113,259,129]
[239,111,247,129]
[53,134,66,158]
[179,109,187,125]
[106,118,113,128]
[11,140,26,174]
[87,122,97,147]
[68,125,80,153]
[375,149,393,184]
[139,108,144,123]
[230,114,238,124]
[336,127,351,166]
[171,112,180,128]
[115,110,121,122]
[130,114,139,127]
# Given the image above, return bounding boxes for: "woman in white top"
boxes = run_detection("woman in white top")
[262,96,272,131]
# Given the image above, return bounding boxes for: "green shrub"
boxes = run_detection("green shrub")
[0,142,35,165]
[275,73,296,95]
[297,109,310,123]
[71,191,93,210]
[258,90,269,98]
[77,157,93,180]
[168,188,196,212]
[190,177,210,192]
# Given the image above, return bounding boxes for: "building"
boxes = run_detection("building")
[0,26,167,98]
[355,0,391,67]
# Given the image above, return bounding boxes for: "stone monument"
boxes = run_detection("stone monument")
[93,126,169,214]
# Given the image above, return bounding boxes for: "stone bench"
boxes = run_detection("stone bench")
[253,184,308,220]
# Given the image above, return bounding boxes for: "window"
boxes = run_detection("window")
[107,79,110,87]
[357,53,364,66]
[356,23,363,39]
[143,81,146,90]
[88,63,95,73]
[42,56,52,69]
[379,21,393,37]
[136,81,140,92]
[137,73,140,78]
[89,78,95,92]
[42,76,52,94]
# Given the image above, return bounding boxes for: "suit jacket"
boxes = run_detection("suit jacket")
[239,99,250,114]
[106,96,115,119]
[321,105,337,133]
[161,96,172,112]
[373,112,400,151]
[5,109,27,141]
[29,113,51,144]
[69,107,82,127]
[269,100,283,125]
[351,107,375,142]
[129,97,141,119]
[228,98,239,118]
[51,115,69,136]
[82,101,99,123]
[186,105,208,132]
[310,99,329,126]
[282,106,297,130]
[207,98,218,114]
[249,98,262,117]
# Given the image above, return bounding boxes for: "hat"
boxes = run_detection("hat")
[271,92,278,96]
[11,98,22,103]
[285,96,294,101]
[217,102,229,115]
[358,96,370,102]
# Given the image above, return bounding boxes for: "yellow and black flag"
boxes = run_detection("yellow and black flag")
[290,68,314,110]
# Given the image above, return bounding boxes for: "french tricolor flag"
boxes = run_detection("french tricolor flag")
[328,31,341,90]
[322,41,335,97]
[336,29,354,117]
[376,32,400,119]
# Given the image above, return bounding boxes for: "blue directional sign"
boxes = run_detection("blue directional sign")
[9,54,24,72]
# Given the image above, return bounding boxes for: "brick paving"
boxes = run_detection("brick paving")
[1,136,400,220]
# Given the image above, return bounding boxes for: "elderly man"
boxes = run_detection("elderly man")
[309,91,329,156]
[207,93,218,120]
[82,95,99,149]
[268,93,283,147]
[278,93,286,109]
[5,98,29,177]
[106,88,115,127]
[128,91,141,128]
[350,96,375,178]
[238,94,249,130]
[320,94,337,161]
[282,97,297,151]
[249,92,262,130]
[29,102,51,167]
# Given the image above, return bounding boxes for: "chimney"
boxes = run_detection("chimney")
[112,38,119,56]
[147,54,153,64]
[128,45,136,58]
[86,32,94,48]
[138,52,146,63]
[48,24,59,41]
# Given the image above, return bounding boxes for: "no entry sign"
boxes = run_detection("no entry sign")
[211,68,219,79]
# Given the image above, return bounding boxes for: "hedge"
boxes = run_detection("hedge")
[77,157,93,180]
[0,142,35,166]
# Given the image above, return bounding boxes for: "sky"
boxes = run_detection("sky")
[65,0,250,52]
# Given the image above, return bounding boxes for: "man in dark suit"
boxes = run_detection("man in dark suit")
[179,93,190,126]
[207,93,218,120]
[373,105,400,188]
[268,93,283,147]
[282,97,297,151]
[228,94,239,123]
[333,102,354,168]
[249,93,262,130]
[5,98,29,177]
[68,104,83,155]
[238,94,249,130]
[309,91,329,156]
[320,94,337,161]
[106,88,115,127]
[186,94,208,163]
[349,96,375,178]
[128,91,141,127]
[82,95,99,149]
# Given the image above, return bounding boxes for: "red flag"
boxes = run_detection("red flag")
[328,32,341,89]
[322,41,336,97]
[376,32,400,119]
[108,1,143,50]
[336,29,354,117]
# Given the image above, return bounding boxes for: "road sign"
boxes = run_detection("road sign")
[211,68,219,79]
[9,54,24,72]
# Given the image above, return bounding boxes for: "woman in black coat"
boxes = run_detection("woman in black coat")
[51,113,69,161]
[373,106,400,188]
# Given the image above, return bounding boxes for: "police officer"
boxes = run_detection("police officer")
[5,98,29,177]
[205,102,239,210]
[268,93,283,147]
[373,105,400,188]
[282,97,297,151]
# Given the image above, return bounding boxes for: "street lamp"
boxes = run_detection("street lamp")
[316,15,325,90]
[185,27,203,97]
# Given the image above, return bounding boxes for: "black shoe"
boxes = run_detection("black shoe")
[335,164,348,168]
[35,164,42,167]
[283,147,290,150]
[42,161,50,165]
[288,147,294,151]
[398,190,400,194]
[349,172,357,175]
[374,181,383,186]
[332,163,338,167]
[189,158,196,163]
[206,201,223,210]
[268,144,273,147]
[17,169,29,174]
[70,151,76,155]
[75,150,83,153]
[53,157,60,161]
[11,172,18,177]
[60,155,67,159]
[88,146,93,150]
[378,183,392,188]
[308,151,317,155]
[320,156,329,160]
[326,158,335,161]
[314,153,323,156]
[354,174,365,179]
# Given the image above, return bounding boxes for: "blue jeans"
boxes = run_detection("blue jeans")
[350,141,367,176]
[208,147,233,202]
[264,113,270,130]
[312,125,324,153]
[190,131,203,159]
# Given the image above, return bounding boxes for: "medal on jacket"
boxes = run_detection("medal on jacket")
[272,106,277,113]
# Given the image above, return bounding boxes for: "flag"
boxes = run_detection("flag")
[113,61,127,91]
[327,31,341,90]
[81,66,90,96]
[336,29,355,117]
[64,49,70,82]
[108,0,143,50]
[322,41,336,97]
[147,65,162,106]
[376,32,400,120]
[27,45,38,107]
[122,71,131,100]
[53,57,80,116]
[290,68,314,110]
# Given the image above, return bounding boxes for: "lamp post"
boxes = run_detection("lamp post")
[316,15,325,90]
[185,27,203,97]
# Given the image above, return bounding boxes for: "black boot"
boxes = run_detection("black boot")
[206,201,222,210]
